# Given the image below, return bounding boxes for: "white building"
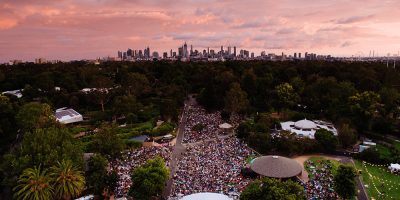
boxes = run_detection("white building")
[280,119,337,139]
[2,89,23,98]
[55,108,83,124]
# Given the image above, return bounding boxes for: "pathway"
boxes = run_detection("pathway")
[162,96,195,199]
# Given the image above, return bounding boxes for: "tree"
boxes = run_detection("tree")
[275,83,298,112]
[1,127,84,188]
[112,95,140,117]
[349,91,380,132]
[92,124,125,158]
[334,165,357,200]
[121,72,150,96]
[314,129,338,153]
[87,154,108,197]
[13,166,53,200]
[338,123,357,148]
[224,82,249,114]
[50,160,85,200]
[240,177,306,200]
[90,75,114,112]
[0,95,17,152]
[128,157,170,200]
[16,102,55,131]
[237,121,253,139]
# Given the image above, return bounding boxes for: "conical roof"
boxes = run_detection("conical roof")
[294,119,317,129]
[250,155,302,178]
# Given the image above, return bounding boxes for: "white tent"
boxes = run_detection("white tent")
[219,123,233,129]
[181,193,232,200]
[389,163,400,173]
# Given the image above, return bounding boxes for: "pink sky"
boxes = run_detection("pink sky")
[1,0,400,62]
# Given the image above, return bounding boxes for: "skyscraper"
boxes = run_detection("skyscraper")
[183,42,188,58]
[233,46,236,57]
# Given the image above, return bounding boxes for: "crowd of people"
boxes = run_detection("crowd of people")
[303,159,339,199]
[110,146,172,198]
[182,104,241,143]
[169,136,255,199]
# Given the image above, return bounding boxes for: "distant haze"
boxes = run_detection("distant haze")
[0,0,400,62]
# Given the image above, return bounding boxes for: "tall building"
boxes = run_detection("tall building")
[178,47,183,57]
[190,45,193,56]
[233,46,236,57]
[127,49,133,57]
[294,53,297,58]
[183,42,188,58]
[170,49,173,57]
[163,52,168,59]
[228,46,231,55]
[298,53,301,58]
[251,52,254,58]
[117,51,123,59]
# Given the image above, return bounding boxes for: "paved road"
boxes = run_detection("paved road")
[162,96,195,199]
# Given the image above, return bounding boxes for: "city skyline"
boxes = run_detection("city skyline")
[1,0,400,62]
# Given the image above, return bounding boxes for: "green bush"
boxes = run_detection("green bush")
[124,140,143,149]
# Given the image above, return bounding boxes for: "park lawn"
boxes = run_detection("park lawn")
[354,160,400,200]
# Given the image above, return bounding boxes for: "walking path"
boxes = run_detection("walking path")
[162,97,194,199]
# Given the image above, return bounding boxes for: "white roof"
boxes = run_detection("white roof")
[294,119,317,129]
[280,119,337,139]
[181,193,232,200]
[219,123,233,129]
[55,108,83,124]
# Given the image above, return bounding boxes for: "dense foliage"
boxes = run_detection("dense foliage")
[1,60,400,198]
[334,165,357,199]
[240,177,306,200]
[128,157,170,200]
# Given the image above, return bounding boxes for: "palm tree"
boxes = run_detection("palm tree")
[13,166,53,200]
[50,160,86,200]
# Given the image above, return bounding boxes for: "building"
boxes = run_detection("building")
[2,89,23,98]
[250,155,302,179]
[280,119,337,139]
[55,108,83,124]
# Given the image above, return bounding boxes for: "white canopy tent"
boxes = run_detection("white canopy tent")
[219,123,233,129]
[389,163,400,173]
[181,193,232,200]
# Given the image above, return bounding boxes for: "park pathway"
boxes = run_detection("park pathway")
[162,96,195,199]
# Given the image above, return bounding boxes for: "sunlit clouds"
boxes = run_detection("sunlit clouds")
[0,0,400,61]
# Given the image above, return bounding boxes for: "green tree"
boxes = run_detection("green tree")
[349,91,380,132]
[121,72,150,96]
[87,154,108,197]
[90,75,114,112]
[240,177,306,200]
[224,82,249,114]
[92,124,125,158]
[128,157,170,200]
[13,166,53,200]
[112,95,140,117]
[16,102,55,131]
[275,83,298,112]
[314,129,338,153]
[0,95,17,151]
[1,127,83,188]
[338,123,357,148]
[334,165,357,200]
[237,121,253,139]
[50,160,85,200]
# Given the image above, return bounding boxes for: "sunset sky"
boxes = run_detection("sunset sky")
[1,0,400,62]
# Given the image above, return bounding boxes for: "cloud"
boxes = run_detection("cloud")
[0,18,17,30]
[335,15,375,24]
[341,41,355,47]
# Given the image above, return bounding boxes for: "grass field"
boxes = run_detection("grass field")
[354,160,400,200]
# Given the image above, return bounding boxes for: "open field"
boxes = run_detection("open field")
[354,160,400,200]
